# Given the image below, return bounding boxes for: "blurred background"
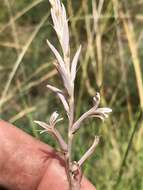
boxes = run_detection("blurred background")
[0,0,143,189]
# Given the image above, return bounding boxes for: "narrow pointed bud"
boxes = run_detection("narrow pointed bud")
[71,45,81,82]
[47,84,69,113]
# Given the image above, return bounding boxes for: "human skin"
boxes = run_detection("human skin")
[0,120,96,190]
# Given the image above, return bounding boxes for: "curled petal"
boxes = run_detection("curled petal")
[93,92,100,108]
[96,107,112,114]
[49,111,59,126]
[49,111,63,126]
[39,129,48,134]
[55,117,63,124]
[34,121,51,130]
[91,107,112,121]
[90,114,105,121]
[103,113,109,118]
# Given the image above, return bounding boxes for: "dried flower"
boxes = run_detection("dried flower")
[72,93,112,134]
[49,0,69,56]
[34,111,67,152]
[35,0,112,189]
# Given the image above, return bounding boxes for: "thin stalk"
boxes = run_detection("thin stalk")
[0,13,49,111]
[66,71,76,189]
[114,110,143,188]
[0,0,45,33]
[121,11,143,110]
[68,95,74,163]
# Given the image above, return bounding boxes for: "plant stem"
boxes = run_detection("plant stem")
[68,94,74,160]
[68,94,75,190]
[66,89,80,190]
[68,97,82,190]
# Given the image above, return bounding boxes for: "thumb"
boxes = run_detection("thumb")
[0,120,96,190]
